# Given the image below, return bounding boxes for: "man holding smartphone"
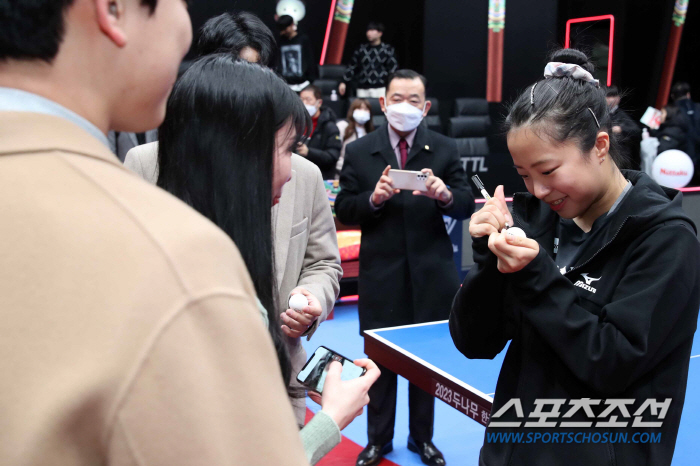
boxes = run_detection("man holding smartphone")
[335,70,474,466]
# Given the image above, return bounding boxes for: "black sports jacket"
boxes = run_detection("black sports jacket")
[450,170,700,466]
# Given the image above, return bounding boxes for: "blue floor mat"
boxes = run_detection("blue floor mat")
[303,303,700,465]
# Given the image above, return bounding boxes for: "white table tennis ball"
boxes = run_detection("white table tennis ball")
[288,293,308,311]
[506,227,527,238]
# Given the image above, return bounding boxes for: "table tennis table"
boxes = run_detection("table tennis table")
[364,320,506,427]
[364,319,700,432]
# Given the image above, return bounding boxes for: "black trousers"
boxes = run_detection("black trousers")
[367,361,434,446]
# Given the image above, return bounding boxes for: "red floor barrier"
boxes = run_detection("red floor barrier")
[306,409,400,466]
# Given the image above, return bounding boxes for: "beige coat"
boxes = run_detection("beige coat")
[0,112,309,466]
[125,143,342,425]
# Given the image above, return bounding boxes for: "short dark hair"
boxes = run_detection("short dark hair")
[277,15,294,32]
[386,69,428,94]
[196,11,277,67]
[505,48,627,168]
[0,0,157,63]
[671,82,691,101]
[367,21,385,33]
[301,84,322,100]
[605,85,620,97]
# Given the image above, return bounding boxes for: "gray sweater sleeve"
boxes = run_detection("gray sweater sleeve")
[300,410,342,465]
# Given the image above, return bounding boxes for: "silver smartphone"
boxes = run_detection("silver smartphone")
[388,169,429,192]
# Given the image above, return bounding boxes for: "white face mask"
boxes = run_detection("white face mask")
[305,104,318,117]
[384,101,425,132]
[352,109,371,125]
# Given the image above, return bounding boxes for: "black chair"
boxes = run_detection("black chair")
[427,97,439,115]
[425,97,443,134]
[455,137,489,156]
[319,64,347,80]
[313,79,339,96]
[448,116,490,138]
[367,98,383,116]
[454,97,489,117]
[372,114,387,128]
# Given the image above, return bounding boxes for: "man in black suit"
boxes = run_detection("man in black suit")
[336,70,474,466]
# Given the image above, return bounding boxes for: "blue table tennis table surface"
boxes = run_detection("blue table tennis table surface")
[368,319,700,465]
[368,321,505,399]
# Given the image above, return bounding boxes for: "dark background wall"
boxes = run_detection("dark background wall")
[556,0,675,121]
[187,0,698,116]
[423,0,559,104]
[338,0,425,72]
[185,0,699,193]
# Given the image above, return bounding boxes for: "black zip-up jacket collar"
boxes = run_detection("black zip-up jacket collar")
[450,170,700,466]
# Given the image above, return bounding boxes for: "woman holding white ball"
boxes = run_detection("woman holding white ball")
[450,49,700,466]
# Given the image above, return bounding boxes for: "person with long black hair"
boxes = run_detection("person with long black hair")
[125,11,345,428]
[450,48,700,465]
[156,55,379,465]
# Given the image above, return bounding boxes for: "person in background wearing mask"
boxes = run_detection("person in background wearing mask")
[335,98,375,177]
[339,22,398,99]
[605,85,642,170]
[335,70,474,466]
[277,14,317,92]
[299,84,342,179]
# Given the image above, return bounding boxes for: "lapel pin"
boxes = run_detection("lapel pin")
[425,145,430,150]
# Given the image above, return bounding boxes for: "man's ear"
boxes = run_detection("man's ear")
[422,99,432,118]
[95,0,127,47]
[379,96,387,113]
[317,99,323,108]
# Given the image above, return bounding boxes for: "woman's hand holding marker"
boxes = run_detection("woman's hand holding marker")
[469,185,513,238]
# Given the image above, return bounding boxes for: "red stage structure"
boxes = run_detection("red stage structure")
[564,14,615,88]
[320,0,355,65]
[486,0,506,102]
[656,0,690,109]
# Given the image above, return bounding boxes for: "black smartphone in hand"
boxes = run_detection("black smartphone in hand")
[296,346,367,394]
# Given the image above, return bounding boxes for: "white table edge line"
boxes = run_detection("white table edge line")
[365,320,449,333]
[365,332,494,404]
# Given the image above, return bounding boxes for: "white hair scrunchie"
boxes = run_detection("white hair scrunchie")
[544,62,600,87]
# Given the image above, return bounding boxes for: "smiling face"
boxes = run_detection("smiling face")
[507,126,623,228]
